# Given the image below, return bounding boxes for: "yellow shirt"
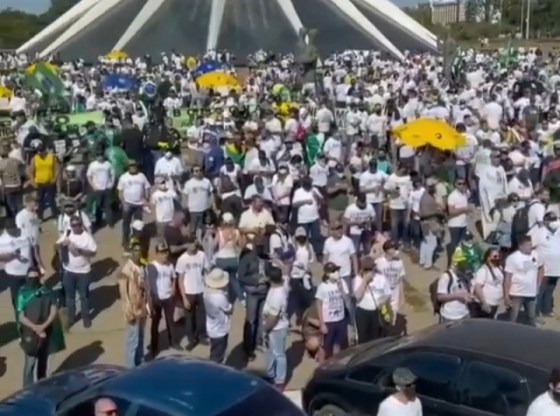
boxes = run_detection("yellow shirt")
[33,153,55,185]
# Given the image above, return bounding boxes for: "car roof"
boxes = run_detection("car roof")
[399,319,560,370]
[104,356,267,414]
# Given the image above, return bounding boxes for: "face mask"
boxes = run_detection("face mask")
[165,151,172,159]
[329,271,340,281]
[490,258,501,266]
[548,220,560,231]
[202,142,210,151]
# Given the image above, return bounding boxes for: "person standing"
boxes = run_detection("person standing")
[471,248,504,318]
[176,235,210,351]
[182,164,214,238]
[436,262,472,323]
[146,241,182,356]
[353,256,392,343]
[56,215,97,329]
[150,178,178,237]
[0,218,34,310]
[292,176,324,255]
[323,221,358,300]
[117,160,150,249]
[262,266,289,391]
[117,242,147,368]
[0,141,24,218]
[377,367,423,416]
[86,150,115,229]
[28,143,58,221]
[203,268,232,364]
[504,235,543,326]
[214,212,244,304]
[17,268,60,388]
[446,177,471,267]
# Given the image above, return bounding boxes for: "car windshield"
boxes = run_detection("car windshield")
[216,386,304,416]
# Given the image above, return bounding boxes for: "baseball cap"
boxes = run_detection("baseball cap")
[324,262,340,273]
[392,367,417,386]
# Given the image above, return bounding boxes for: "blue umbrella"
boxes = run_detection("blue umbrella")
[193,61,223,78]
[102,73,138,91]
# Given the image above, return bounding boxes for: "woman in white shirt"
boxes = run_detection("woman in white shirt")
[288,227,315,322]
[353,257,392,344]
[315,262,350,359]
[214,213,244,303]
[471,248,504,319]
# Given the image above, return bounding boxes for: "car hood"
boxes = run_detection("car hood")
[1,365,125,414]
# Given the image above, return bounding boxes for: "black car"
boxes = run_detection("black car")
[303,319,559,416]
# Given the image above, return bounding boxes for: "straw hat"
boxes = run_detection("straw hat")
[205,268,229,289]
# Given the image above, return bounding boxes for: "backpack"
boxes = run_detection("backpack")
[429,271,453,315]
[510,201,537,247]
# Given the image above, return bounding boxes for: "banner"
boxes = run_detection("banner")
[170,108,203,134]
[0,115,11,140]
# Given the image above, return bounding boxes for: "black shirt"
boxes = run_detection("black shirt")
[164,225,187,264]
[60,178,84,199]
[121,127,144,163]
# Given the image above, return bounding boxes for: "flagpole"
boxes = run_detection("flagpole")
[525,0,531,39]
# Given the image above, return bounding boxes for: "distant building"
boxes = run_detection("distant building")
[420,0,467,25]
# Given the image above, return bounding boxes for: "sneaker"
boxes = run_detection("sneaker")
[185,341,198,352]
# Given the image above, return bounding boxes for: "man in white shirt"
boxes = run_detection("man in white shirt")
[150,178,178,237]
[323,221,358,297]
[56,215,97,329]
[203,268,233,364]
[262,267,290,390]
[359,159,388,233]
[446,178,471,266]
[117,160,150,248]
[86,151,115,228]
[343,193,375,256]
[176,235,210,351]
[182,164,213,237]
[377,367,423,416]
[292,176,324,255]
[526,367,560,416]
[436,263,472,323]
[384,164,412,245]
[504,235,543,326]
[530,212,560,318]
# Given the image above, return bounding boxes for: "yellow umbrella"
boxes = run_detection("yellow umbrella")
[0,86,13,99]
[185,56,198,70]
[25,62,58,75]
[197,71,240,93]
[105,50,129,61]
[392,118,466,151]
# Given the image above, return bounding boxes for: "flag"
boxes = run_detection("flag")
[225,143,245,166]
[305,133,323,166]
[25,63,66,99]
[499,39,517,68]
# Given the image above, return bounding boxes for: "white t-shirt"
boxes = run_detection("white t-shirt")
[359,170,387,204]
[117,172,150,205]
[315,280,349,323]
[353,273,392,311]
[526,392,560,416]
[0,232,33,276]
[343,203,376,235]
[292,187,321,224]
[263,286,289,331]
[57,211,92,237]
[150,261,175,300]
[377,395,423,416]
[238,208,275,230]
[375,256,405,312]
[271,175,293,206]
[437,271,470,321]
[529,226,560,277]
[505,250,542,297]
[59,231,97,274]
[86,160,114,191]
[175,251,209,294]
[323,236,356,277]
[15,208,40,245]
[150,189,177,223]
[154,156,183,188]
[384,174,412,210]
[447,189,469,228]
[528,200,546,230]
[204,290,232,338]
[182,177,213,212]
[309,163,329,187]
[472,265,504,306]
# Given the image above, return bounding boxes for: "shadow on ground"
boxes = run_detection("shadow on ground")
[55,340,105,373]
[91,258,120,283]
[90,284,120,321]
[0,322,18,349]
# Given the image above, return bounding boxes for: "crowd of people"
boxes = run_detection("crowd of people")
[2,45,560,414]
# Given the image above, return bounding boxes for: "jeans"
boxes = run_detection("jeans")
[125,320,145,368]
[509,296,537,326]
[447,226,467,267]
[149,297,179,355]
[23,343,49,387]
[243,292,266,355]
[350,230,372,256]
[355,307,384,344]
[121,204,143,247]
[266,327,288,385]
[298,220,323,258]
[4,186,23,219]
[209,335,228,364]
[408,218,423,249]
[184,293,206,343]
[323,319,348,358]
[36,184,58,221]
[288,278,314,322]
[419,232,437,268]
[215,257,244,303]
[7,273,27,312]
[538,276,559,315]
[189,210,207,238]
[89,189,113,227]
[63,270,91,327]
[390,209,407,243]
[370,203,383,234]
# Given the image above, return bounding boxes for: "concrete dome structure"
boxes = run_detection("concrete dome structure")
[17,0,438,61]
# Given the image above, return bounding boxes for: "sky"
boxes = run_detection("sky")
[2,0,421,14]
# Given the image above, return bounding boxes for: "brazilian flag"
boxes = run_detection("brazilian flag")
[225,143,245,166]
[25,63,67,100]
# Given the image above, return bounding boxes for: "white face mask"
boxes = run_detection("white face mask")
[164,151,172,159]
[329,271,340,282]
[549,220,560,231]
